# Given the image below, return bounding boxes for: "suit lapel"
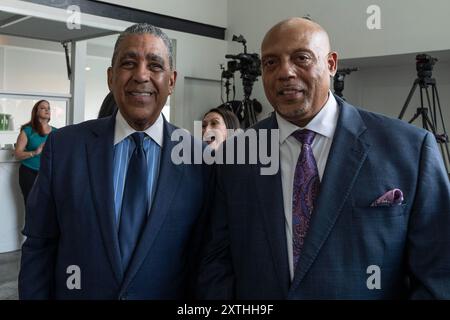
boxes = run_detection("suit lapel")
[85,114,123,285]
[288,98,371,296]
[255,114,291,297]
[119,119,184,294]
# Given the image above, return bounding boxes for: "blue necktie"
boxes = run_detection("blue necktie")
[118,132,149,272]
[292,129,320,270]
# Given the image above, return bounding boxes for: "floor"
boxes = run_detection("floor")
[0,250,20,300]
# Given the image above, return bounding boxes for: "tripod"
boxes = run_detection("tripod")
[399,76,450,173]
[241,76,258,128]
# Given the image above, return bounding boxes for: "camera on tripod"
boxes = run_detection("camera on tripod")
[399,53,450,173]
[225,35,262,89]
[220,34,262,128]
[333,67,358,99]
[416,54,437,80]
[225,56,261,80]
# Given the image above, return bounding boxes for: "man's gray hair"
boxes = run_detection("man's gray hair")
[111,23,174,69]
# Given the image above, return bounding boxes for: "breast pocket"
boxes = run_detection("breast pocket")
[350,204,408,269]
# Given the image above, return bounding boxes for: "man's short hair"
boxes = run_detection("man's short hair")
[111,23,174,69]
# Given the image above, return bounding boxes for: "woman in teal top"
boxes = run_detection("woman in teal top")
[14,100,56,204]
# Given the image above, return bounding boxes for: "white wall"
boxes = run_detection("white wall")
[84,55,111,120]
[183,77,222,133]
[227,0,450,58]
[98,0,227,27]
[3,47,69,94]
[163,29,227,130]
[227,0,450,122]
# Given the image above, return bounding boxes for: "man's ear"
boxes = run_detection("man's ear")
[107,67,113,91]
[328,52,338,77]
[168,70,177,95]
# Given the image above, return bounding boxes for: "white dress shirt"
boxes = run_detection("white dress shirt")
[114,111,164,147]
[276,92,340,280]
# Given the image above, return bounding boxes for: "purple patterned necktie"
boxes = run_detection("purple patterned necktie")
[292,129,320,270]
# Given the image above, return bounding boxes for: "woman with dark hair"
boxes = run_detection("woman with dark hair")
[14,100,57,204]
[202,106,240,150]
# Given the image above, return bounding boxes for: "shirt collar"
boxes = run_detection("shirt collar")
[276,91,339,144]
[114,110,164,147]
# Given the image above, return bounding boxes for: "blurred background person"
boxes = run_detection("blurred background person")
[14,100,56,204]
[202,106,240,150]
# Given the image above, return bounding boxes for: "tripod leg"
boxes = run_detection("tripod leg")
[248,102,255,126]
[421,107,428,130]
[424,86,437,127]
[433,85,450,141]
[424,114,437,132]
[251,101,257,125]
[243,99,253,128]
[399,80,419,119]
[408,111,421,124]
[432,84,438,129]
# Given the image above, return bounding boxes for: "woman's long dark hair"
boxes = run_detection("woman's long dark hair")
[21,100,49,136]
[203,106,240,130]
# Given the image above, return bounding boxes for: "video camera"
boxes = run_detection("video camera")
[416,54,437,80]
[220,34,262,128]
[225,35,261,98]
[333,67,358,99]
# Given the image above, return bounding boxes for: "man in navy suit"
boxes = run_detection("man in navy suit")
[19,23,210,299]
[197,17,450,299]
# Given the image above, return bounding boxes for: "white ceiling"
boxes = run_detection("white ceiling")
[0,10,118,43]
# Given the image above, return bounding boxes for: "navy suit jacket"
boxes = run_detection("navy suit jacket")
[197,96,450,299]
[19,114,211,299]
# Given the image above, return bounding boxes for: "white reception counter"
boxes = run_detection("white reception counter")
[0,148,25,253]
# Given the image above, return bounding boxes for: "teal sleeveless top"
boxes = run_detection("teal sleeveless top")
[21,125,56,171]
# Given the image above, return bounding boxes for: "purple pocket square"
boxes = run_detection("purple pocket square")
[370,189,404,207]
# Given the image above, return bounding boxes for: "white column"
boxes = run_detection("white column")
[0,47,4,90]
[69,40,87,125]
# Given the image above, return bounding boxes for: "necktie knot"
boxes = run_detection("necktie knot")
[292,129,315,146]
[131,132,146,149]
